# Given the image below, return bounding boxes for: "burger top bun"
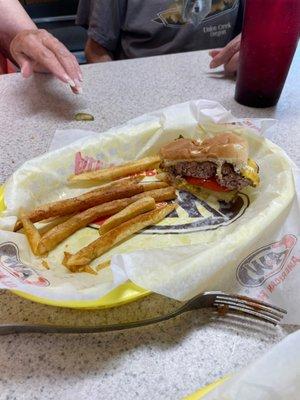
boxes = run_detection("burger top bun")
[160,132,249,167]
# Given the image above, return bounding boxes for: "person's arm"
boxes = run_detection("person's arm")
[0,0,82,93]
[76,0,126,64]
[0,0,35,57]
[85,38,113,63]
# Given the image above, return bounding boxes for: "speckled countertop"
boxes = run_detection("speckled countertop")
[0,49,299,400]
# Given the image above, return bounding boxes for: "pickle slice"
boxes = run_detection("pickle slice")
[74,112,95,121]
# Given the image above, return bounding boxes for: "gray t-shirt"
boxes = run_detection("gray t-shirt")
[77,0,241,59]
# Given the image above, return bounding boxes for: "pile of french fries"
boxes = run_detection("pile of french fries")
[16,156,177,274]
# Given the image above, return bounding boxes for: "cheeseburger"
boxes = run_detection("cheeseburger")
[159,132,259,202]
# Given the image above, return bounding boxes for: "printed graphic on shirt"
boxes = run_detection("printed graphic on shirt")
[153,0,238,28]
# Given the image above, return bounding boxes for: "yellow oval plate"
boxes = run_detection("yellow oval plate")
[0,186,150,309]
[183,376,229,400]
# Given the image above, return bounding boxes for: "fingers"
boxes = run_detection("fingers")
[209,34,241,69]
[209,49,221,58]
[42,33,83,90]
[18,57,34,78]
[224,51,239,75]
[10,29,83,94]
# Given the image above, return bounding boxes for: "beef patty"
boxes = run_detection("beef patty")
[164,161,250,190]
[166,161,216,179]
[217,163,250,190]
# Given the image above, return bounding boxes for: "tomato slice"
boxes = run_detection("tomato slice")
[185,176,230,192]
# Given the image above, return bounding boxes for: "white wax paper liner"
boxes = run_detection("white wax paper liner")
[202,330,300,399]
[0,99,299,324]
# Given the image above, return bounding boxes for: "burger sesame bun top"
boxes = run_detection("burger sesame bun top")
[160,133,249,167]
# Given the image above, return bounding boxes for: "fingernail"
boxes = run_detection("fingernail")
[210,60,217,68]
[74,79,82,90]
[75,86,83,94]
[79,73,83,82]
[67,79,76,88]
[72,81,83,94]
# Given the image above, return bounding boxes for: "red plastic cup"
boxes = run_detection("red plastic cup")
[235,0,300,108]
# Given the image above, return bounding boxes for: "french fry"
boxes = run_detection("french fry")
[14,179,137,232]
[14,179,165,232]
[155,172,170,183]
[41,260,50,270]
[62,251,72,266]
[67,174,145,189]
[37,187,176,255]
[38,214,76,236]
[14,180,144,232]
[68,156,161,184]
[141,181,168,191]
[99,196,156,234]
[82,265,97,275]
[19,210,44,256]
[62,252,97,274]
[131,186,176,202]
[65,204,176,268]
[37,198,133,255]
[96,260,111,271]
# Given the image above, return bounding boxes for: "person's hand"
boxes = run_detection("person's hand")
[10,29,82,94]
[209,34,241,75]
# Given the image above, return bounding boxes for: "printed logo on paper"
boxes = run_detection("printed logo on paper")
[91,190,249,234]
[236,235,298,287]
[74,152,157,177]
[142,190,249,234]
[0,242,50,287]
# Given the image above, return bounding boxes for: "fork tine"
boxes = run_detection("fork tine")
[215,304,281,325]
[214,299,283,322]
[214,297,284,318]
[216,294,287,314]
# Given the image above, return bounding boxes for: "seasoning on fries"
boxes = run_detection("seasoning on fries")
[37,187,175,254]
[131,186,176,202]
[14,180,144,231]
[16,152,179,276]
[68,155,161,184]
[99,196,156,234]
[38,214,76,236]
[37,198,133,254]
[64,204,176,269]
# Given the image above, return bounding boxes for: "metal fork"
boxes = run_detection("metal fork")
[0,292,286,335]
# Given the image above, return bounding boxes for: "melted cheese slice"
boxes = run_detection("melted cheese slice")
[240,159,260,187]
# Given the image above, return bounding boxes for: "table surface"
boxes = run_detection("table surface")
[0,49,299,400]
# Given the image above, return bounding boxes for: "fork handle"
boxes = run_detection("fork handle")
[0,309,184,335]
